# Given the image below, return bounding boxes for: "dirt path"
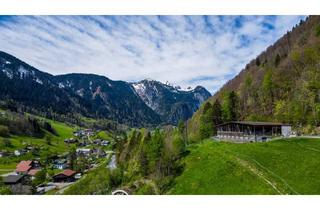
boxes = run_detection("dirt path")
[220,149,297,195]
[296,142,320,153]
[233,156,283,194]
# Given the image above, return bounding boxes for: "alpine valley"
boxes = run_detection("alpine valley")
[1,15,320,196]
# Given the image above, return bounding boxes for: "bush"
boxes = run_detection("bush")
[64,165,112,195]
[3,138,12,147]
[0,177,12,195]
[135,182,156,195]
[0,125,9,137]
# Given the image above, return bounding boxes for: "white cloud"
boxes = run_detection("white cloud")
[0,15,305,93]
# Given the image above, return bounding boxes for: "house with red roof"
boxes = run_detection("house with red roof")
[52,169,76,182]
[16,160,41,175]
[16,160,33,174]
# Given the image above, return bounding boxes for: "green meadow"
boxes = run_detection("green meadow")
[170,138,320,195]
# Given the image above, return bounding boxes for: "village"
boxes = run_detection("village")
[0,128,117,194]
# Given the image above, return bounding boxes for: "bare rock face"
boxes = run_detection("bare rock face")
[132,80,211,124]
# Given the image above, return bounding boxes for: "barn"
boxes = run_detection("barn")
[216,121,292,142]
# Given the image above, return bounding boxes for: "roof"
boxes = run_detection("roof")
[3,175,24,184]
[217,121,291,127]
[28,169,40,176]
[16,160,33,172]
[53,169,76,178]
[62,169,76,176]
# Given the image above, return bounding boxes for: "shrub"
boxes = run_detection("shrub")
[0,125,9,137]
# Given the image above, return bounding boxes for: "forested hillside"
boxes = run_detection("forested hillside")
[188,16,320,141]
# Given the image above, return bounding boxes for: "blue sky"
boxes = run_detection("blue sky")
[0,16,305,93]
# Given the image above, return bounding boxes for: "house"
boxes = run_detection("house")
[101,140,110,146]
[53,159,68,170]
[92,148,106,158]
[16,160,33,174]
[76,148,92,157]
[0,151,8,158]
[92,139,102,145]
[64,138,78,144]
[74,173,82,179]
[14,149,27,156]
[52,169,76,182]
[216,121,292,143]
[73,129,95,138]
[3,174,32,194]
[16,160,40,174]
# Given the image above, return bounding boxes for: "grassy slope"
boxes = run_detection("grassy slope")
[0,120,76,171]
[169,138,320,195]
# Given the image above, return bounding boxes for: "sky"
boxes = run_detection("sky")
[0,15,306,93]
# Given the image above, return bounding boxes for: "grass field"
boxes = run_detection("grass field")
[0,119,76,171]
[169,138,320,195]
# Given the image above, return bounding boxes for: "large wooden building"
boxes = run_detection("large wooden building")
[216,121,292,142]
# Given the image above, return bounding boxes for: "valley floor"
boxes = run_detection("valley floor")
[169,138,320,195]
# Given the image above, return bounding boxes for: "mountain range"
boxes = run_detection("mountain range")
[0,51,211,126]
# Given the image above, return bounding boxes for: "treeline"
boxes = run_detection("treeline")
[0,99,128,134]
[0,110,56,138]
[114,124,187,194]
[236,45,320,134]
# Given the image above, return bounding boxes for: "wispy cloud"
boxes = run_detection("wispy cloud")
[0,15,305,93]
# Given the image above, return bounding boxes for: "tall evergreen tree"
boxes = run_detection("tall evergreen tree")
[222,91,239,121]
[212,100,223,135]
[199,102,214,139]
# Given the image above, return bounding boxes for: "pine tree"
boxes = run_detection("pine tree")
[199,102,214,139]
[212,100,223,135]
[222,91,238,122]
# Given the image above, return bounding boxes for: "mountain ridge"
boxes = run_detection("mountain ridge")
[0,51,211,127]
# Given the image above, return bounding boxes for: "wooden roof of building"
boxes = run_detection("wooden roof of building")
[3,175,24,184]
[217,121,291,127]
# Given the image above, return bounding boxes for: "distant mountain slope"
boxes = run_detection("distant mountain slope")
[188,15,320,140]
[132,79,211,124]
[54,74,161,126]
[0,51,210,126]
[0,51,85,115]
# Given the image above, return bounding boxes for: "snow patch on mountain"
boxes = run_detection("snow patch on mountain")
[58,82,65,88]
[132,82,146,94]
[2,69,13,79]
[132,82,159,110]
[76,88,85,97]
[18,66,29,79]
[35,78,43,84]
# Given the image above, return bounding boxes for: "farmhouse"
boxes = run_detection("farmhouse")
[52,169,76,182]
[76,148,92,157]
[3,174,32,194]
[16,160,40,174]
[53,159,68,170]
[216,121,292,142]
